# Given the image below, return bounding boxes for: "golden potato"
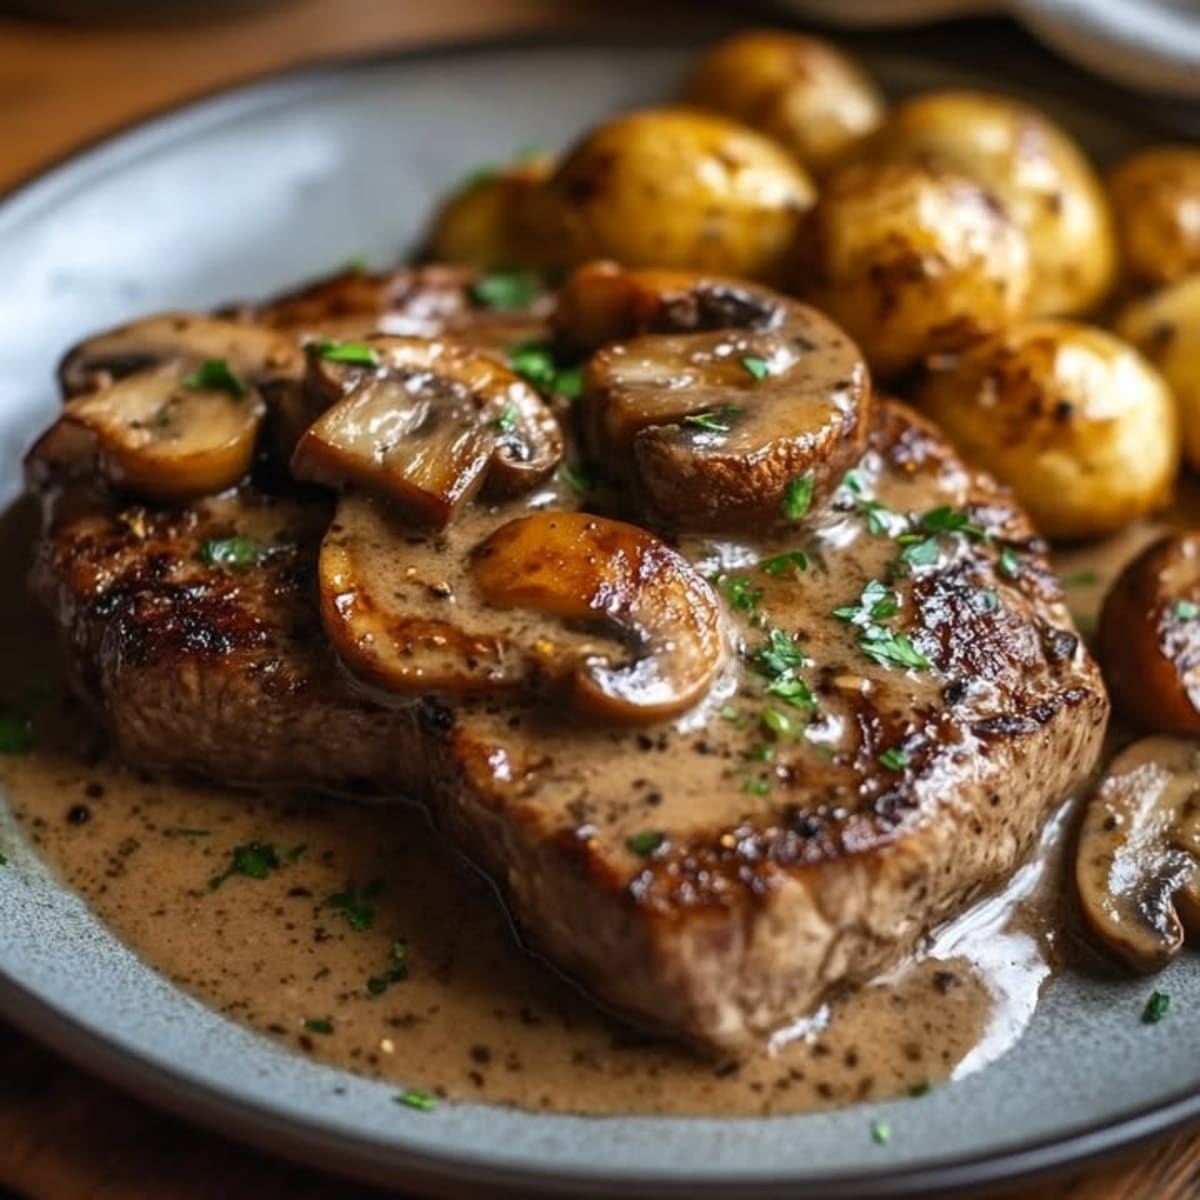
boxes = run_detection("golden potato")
[1108,146,1200,288]
[426,155,555,269]
[918,320,1179,540]
[544,107,816,284]
[865,90,1115,318]
[680,29,884,175]
[1098,532,1200,734]
[795,161,1031,377]
[1117,276,1200,470]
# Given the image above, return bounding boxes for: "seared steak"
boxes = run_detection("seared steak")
[26,267,1107,1048]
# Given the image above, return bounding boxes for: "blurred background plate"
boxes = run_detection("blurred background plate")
[0,29,1198,1200]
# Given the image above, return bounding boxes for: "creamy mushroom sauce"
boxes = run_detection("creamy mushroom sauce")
[0,483,1185,1118]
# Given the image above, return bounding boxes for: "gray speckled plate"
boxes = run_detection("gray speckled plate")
[0,27,1197,1199]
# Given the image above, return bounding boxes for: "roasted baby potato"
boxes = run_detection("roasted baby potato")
[426,154,556,270]
[544,107,816,284]
[680,29,884,175]
[1108,146,1200,288]
[919,320,1179,540]
[1117,277,1200,471]
[864,90,1115,318]
[795,162,1031,377]
[1098,533,1200,735]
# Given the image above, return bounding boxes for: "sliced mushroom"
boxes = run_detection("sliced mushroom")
[291,336,562,527]
[61,361,266,501]
[1076,736,1200,973]
[471,511,724,722]
[1098,533,1200,735]
[319,499,723,723]
[555,263,870,529]
[58,312,301,397]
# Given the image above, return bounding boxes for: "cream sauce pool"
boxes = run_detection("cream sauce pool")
[0,492,1165,1118]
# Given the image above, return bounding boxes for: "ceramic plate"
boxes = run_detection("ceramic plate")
[1,28,1198,1199]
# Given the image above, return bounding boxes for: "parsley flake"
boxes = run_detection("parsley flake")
[714,573,764,614]
[741,775,771,797]
[761,707,797,739]
[395,1088,437,1112]
[303,1018,333,1035]
[556,463,590,494]
[1144,991,1171,1023]
[367,941,410,996]
[740,355,770,381]
[908,1080,931,1098]
[683,406,740,433]
[765,674,817,710]
[900,537,940,568]
[209,842,281,890]
[860,628,931,671]
[198,535,260,569]
[182,358,246,399]
[920,505,987,540]
[0,714,32,756]
[313,339,380,367]
[759,550,808,577]
[755,628,806,676]
[879,748,909,771]
[999,547,1021,579]
[1063,570,1099,587]
[1174,600,1199,621]
[471,270,540,311]
[871,1119,892,1145]
[323,880,383,931]
[626,831,666,856]
[494,402,519,434]
[781,472,815,521]
[163,827,212,839]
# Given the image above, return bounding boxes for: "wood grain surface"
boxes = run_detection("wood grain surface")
[0,1,1197,1197]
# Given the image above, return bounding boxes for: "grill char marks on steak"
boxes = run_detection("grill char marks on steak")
[27,270,1108,1049]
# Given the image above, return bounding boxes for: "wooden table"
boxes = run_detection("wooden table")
[0,2,1196,1196]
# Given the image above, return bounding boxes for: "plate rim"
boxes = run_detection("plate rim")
[1,27,1198,1199]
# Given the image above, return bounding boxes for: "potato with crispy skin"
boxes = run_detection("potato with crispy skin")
[862,90,1115,318]
[1117,276,1200,471]
[1108,146,1200,288]
[918,320,1179,540]
[795,161,1030,377]
[543,107,816,284]
[1098,534,1200,735]
[426,155,556,269]
[680,29,884,175]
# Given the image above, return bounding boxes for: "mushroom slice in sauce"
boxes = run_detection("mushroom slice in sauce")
[1099,533,1200,735]
[555,262,870,530]
[58,312,301,397]
[59,361,266,501]
[471,511,724,722]
[1076,736,1200,972]
[292,336,562,528]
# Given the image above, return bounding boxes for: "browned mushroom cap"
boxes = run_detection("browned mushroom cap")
[1098,533,1200,735]
[291,336,562,528]
[555,263,870,529]
[471,511,724,722]
[59,361,266,501]
[58,312,301,397]
[1076,736,1200,973]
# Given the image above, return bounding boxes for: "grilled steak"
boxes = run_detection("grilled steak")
[27,269,1108,1049]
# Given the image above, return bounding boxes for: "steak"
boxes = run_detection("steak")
[27,270,1108,1049]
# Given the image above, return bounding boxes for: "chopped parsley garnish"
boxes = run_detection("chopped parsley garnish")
[164,827,212,839]
[209,842,281,890]
[1143,991,1171,1023]
[0,852,7,866]
[457,163,499,192]
[919,505,987,540]
[755,628,806,676]
[833,579,899,625]
[858,498,903,537]
[0,714,33,756]
[285,843,308,862]
[182,358,246,399]
[741,775,771,797]
[556,463,590,494]
[323,879,384,931]
[899,537,939,568]
[714,573,764,614]
[197,535,260,569]
[367,941,410,996]
[626,831,666,856]
[313,339,380,367]
[471,270,540,311]
[395,1088,437,1112]
[747,743,776,762]
[879,748,909,771]
[494,402,519,434]
[508,340,582,397]
[1174,600,1199,621]
[303,1018,333,1035]
[908,1080,931,1098]
[977,590,999,613]
[860,627,931,671]
[1063,570,1099,587]
[842,469,863,494]
[759,550,808,577]
[553,364,584,399]
[870,1119,892,1145]
[781,472,815,521]
[765,675,817,710]
[740,355,770,381]
[760,708,796,739]
[683,406,740,433]
[999,547,1021,579]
